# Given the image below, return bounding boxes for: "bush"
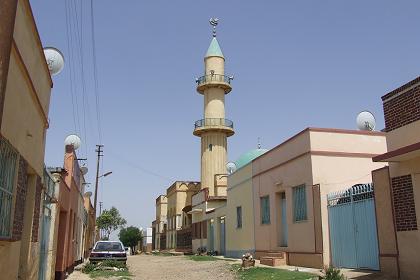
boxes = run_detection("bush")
[82,263,95,273]
[82,260,127,275]
[323,266,346,280]
[100,259,127,269]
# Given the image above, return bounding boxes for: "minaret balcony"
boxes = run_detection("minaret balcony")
[193,118,234,137]
[196,74,233,94]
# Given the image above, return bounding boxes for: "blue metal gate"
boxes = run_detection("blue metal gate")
[327,184,379,270]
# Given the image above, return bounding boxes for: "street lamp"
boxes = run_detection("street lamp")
[98,171,112,178]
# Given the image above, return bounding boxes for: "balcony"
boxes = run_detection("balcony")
[195,74,233,94]
[193,118,234,137]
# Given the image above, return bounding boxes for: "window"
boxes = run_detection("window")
[0,138,18,238]
[209,144,213,151]
[260,196,270,224]
[293,185,307,222]
[236,206,242,228]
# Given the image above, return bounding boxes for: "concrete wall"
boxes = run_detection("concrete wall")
[310,130,387,266]
[1,0,51,177]
[0,0,52,279]
[225,163,255,258]
[253,153,314,254]
[372,167,399,279]
[312,155,387,266]
[389,157,420,279]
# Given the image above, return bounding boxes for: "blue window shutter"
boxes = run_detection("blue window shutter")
[261,196,270,224]
[293,185,307,222]
[236,206,242,228]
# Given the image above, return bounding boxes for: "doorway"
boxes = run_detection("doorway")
[280,192,288,247]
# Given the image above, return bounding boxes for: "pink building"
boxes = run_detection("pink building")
[52,145,88,279]
[252,128,387,268]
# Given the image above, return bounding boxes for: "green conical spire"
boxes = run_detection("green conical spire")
[205,37,224,58]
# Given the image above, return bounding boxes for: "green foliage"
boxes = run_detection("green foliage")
[83,260,130,279]
[101,259,127,269]
[232,264,315,280]
[187,255,219,261]
[323,266,346,280]
[82,263,95,273]
[119,226,143,253]
[96,206,127,240]
[89,270,131,279]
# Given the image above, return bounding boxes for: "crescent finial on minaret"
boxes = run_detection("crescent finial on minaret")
[209,18,219,37]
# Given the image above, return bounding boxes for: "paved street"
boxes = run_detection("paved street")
[67,255,236,280]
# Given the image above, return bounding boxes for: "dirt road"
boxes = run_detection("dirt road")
[128,255,236,280]
[67,254,236,280]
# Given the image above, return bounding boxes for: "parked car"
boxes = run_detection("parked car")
[89,241,127,264]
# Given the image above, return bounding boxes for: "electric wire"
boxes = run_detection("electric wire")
[107,150,174,183]
[71,0,90,159]
[67,0,82,138]
[90,0,103,143]
[64,0,80,135]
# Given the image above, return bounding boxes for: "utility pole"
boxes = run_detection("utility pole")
[93,144,103,218]
[93,144,103,242]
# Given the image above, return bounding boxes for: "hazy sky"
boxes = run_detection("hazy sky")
[31,0,420,231]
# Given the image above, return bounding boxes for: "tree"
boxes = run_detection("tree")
[119,226,143,254]
[96,207,126,240]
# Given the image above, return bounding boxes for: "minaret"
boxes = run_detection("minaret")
[193,18,234,196]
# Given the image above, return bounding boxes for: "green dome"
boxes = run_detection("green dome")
[235,148,268,170]
[205,37,224,58]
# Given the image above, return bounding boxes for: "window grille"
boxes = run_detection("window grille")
[260,196,270,224]
[236,206,242,228]
[0,138,18,237]
[293,185,307,222]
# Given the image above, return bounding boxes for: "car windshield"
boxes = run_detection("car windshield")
[93,242,123,252]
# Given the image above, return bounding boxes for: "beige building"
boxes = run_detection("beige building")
[154,195,167,250]
[166,181,200,251]
[191,20,233,253]
[372,76,420,280]
[0,0,53,279]
[225,154,261,258]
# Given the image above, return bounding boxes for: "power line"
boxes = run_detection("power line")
[72,0,90,159]
[64,0,79,134]
[90,0,103,143]
[107,150,174,183]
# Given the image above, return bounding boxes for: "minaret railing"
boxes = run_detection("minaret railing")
[194,118,234,129]
[195,74,233,86]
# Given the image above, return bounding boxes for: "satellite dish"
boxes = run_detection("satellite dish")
[356,111,376,131]
[226,162,237,174]
[43,47,65,75]
[84,191,92,197]
[64,134,81,150]
[80,166,88,175]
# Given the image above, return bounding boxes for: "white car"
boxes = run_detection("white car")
[89,241,127,264]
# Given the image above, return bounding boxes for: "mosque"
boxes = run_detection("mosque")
[152,19,390,271]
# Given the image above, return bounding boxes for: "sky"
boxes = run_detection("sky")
[31,0,420,231]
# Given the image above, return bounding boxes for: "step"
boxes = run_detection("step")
[260,257,286,267]
[266,252,285,258]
